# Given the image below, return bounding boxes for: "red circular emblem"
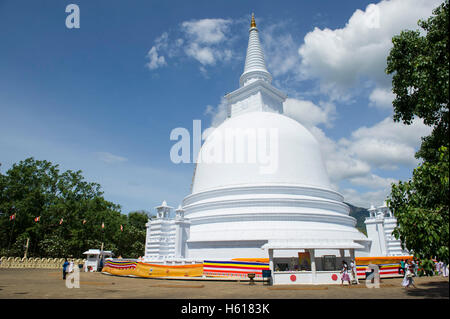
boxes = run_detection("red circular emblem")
[331,274,338,281]
[290,275,296,282]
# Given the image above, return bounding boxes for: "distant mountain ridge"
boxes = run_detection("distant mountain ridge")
[345,202,369,235]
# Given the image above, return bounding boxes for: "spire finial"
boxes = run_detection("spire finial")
[251,13,256,28]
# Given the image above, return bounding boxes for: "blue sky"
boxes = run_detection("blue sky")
[0,0,441,214]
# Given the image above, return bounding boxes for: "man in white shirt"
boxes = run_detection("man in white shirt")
[350,260,359,284]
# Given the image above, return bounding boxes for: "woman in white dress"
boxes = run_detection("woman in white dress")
[350,260,359,284]
[402,261,416,288]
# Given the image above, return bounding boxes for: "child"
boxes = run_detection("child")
[341,261,351,286]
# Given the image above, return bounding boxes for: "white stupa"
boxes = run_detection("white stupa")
[144,15,374,279]
[181,14,369,260]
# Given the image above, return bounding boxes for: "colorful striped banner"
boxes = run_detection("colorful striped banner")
[355,256,414,278]
[102,260,204,277]
[203,260,269,278]
[104,260,137,270]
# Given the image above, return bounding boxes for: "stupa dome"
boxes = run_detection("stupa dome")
[192,111,332,194]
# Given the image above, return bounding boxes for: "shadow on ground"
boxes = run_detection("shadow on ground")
[406,280,449,299]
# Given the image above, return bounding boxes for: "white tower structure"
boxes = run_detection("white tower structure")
[182,14,369,260]
[365,202,409,256]
[144,201,175,261]
[144,201,193,262]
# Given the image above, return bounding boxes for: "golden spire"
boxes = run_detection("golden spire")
[251,13,256,28]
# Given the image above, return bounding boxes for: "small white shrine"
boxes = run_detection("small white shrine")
[365,202,409,257]
[83,249,113,272]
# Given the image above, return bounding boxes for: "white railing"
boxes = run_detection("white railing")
[0,256,85,269]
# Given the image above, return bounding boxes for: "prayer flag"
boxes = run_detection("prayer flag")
[9,214,15,221]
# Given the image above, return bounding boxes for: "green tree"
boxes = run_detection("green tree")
[386,1,449,266]
[0,158,124,258]
[389,147,449,263]
[386,0,449,162]
[115,211,149,258]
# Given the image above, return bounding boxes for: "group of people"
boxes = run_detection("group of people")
[340,260,359,286]
[399,259,418,276]
[436,261,449,277]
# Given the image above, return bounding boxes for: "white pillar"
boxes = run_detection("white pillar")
[174,221,182,258]
[350,249,355,260]
[268,249,274,285]
[144,221,151,258]
[309,249,316,284]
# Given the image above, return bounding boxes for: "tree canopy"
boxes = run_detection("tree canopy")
[386,1,449,264]
[386,0,449,162]
[0,158,149,259]
[389,147,449,263]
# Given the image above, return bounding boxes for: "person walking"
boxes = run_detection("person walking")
[399,259,405,275]
[402,261,416,289]
[62,259,69,280]
[341,261,351,286]
[98,258,104,272]
[411,259,418,277]
[68,260,74,273]
[350,260,359,284]
[439,261,445,276]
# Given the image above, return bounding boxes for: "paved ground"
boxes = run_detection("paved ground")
[0,269,448,299]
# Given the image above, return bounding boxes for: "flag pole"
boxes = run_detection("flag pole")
[7,214,16,254]
[24,238,30,259]
[101,222,105,255]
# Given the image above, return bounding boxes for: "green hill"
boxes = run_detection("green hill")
[345,202,369,235]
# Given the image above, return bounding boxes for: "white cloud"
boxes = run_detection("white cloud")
[341,187,390,208]
[185,43,216,65]
[146,46,167,70]
[304,115,431,207]
[283,98,335,129]
[145,32,169,70]
[184,43,232,66]
[349,173,397,189]
[346,138,417,169]
[181,19,233,67]
[146,18,235,73]
[204,97,228,128]
[298,0,441,99]
[310,126,372,182]
[369,87,395,109]
[181,18,232,44]
[261,23,302,78]
[344,117,432,169]
[95,152,128,164]
[351,116,432,150]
